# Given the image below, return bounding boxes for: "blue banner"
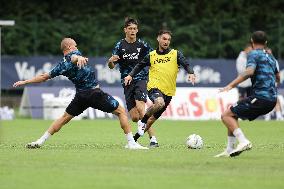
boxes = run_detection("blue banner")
[2,56,284,89]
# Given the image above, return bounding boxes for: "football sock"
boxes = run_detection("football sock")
[133,133,141,142]
[233,128,249,144]
[150,136,157,143]
[276,111,283,119]
[37,131,51,145]
[125,132,135,143]
[226,136,236,152]
[141,114,150,124]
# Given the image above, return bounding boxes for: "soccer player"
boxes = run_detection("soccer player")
[107,17,159,147]
[13,38,148,150]
[124,29,196,142]
[215,31,280,157]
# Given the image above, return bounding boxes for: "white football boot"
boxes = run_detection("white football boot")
[25,141,41,149]
[125,141,149,150]
[214,150,230,158]
[229,141,252,157]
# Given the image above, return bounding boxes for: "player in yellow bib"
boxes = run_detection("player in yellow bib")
[124,29,196,142]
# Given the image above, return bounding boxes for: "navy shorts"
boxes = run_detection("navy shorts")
[123,80,147,111]
[230,96,276,121]
[148,88,172,119]
[66,88,119,116]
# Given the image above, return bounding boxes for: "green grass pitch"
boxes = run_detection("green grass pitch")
[1,119,284,189]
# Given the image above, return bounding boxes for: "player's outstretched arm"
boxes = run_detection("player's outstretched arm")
[13,73,50,88]
[219,67,255,92]
[177,51,195,86]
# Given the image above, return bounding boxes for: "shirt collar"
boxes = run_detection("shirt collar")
[156,48,171,55]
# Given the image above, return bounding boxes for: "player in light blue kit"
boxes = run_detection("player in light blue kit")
[13,38,148,150]
[215,31,280,157]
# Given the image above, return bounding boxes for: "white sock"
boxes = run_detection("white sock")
[276,111,283,119]
[150,136,157,143]
[233,128,249,144]
[226,136,236,152]
[36,131,51,145]
[125,132,135,143]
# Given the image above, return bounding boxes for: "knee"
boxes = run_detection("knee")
[156,100,165,110]
[221,111,229,121]
[131,116,139,122]
[114,105,127,116]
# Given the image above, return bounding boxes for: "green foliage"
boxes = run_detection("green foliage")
[1,0,284,58]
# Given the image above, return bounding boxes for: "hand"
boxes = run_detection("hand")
[188,74,196,85]
[13,81,26,87]
[77,56,88,69]
[124,75,133,86]
[109,55,120,63]
[219,85,232,93]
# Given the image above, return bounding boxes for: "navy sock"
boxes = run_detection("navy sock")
[133,133,141,142]
[141,114,150,123]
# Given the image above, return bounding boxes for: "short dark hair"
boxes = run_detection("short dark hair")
[158,29,172,37]
[251,31,267,44]
[124,17,138,28]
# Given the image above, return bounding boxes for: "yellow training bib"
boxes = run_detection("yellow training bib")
[148,49,178,96]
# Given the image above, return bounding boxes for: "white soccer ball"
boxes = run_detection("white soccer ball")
[186,134,203,149]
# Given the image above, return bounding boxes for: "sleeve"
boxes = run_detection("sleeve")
[112,41,121,56]
[111,41,122,64]
[246,51,257,69]
[49,60,68,78]
[129,54,151,77]
[143,40,154,54]
[177,51,194,74]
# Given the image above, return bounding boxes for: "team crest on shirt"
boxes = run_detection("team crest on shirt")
[137,48,141,53]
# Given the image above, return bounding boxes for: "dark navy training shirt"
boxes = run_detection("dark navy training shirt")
[112,38,153,84]
[49,50,98,90]
[247,49,279,101]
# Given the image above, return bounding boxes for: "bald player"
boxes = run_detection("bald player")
[13,38,148,150]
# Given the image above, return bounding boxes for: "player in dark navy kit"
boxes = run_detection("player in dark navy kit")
[107,17,159,147]
[13,38,148,150]
[215,31,280,157]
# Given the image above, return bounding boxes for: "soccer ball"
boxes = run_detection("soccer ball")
[186,134,203,149]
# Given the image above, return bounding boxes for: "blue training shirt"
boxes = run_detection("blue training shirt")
[49,50,98,90]
[247,49,279,101]
[112,38,153,84]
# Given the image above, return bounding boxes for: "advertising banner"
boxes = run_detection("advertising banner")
[2,56,284,89]
[20,86,238,120]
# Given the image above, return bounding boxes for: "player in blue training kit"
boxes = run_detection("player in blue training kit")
[215,31,280,157]
[13,38,148,150]
[107,17,159,147]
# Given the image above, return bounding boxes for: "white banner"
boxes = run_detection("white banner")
[145,87,238,120]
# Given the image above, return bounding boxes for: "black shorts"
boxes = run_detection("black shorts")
[148,88,172,119]
[66,88,119,116]
[230,96,276,121]
[123,80,147,111]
